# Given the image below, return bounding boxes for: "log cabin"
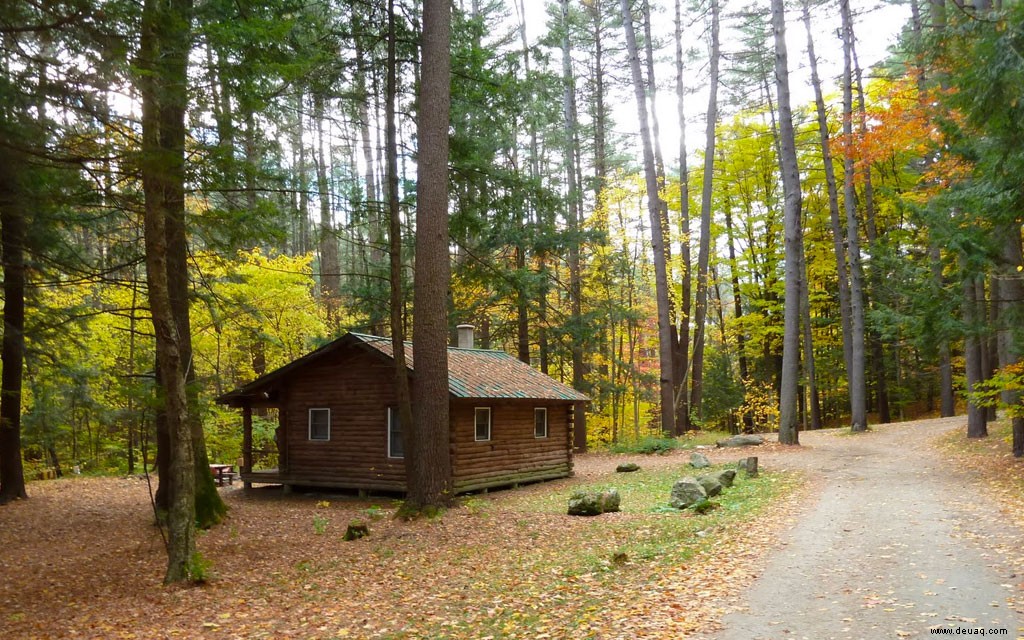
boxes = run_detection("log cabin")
[217,327,588,494]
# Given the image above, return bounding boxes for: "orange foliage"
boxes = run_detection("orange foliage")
[833,73,972,198]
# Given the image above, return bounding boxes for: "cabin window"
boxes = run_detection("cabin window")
[474,407,491,442]
[534,407,548,438]
[308,408,330,441]
[387,406,404,459]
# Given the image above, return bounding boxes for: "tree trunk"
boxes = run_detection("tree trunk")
[802,0,853,380]
[139,0,197,583]
[673,0,692,434]
[408,0,454,512]
[0,160,27,503]
[620,0,674,437]
[721,160,752,431]
[800,227,822,430]
[962,268,988,438]
[560,0,587,451]
[996,226,1024,455]
[841,0,868,432]
[690,0,721,428]
[314,94,341,326]
[771,0,802,445]
[851,39,891,425]
[386,0,415,480]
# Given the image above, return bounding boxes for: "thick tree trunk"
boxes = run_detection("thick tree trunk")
[963,269,988,438]
[690,0,721,428]
[771,0,802,445]
[408,0,454,511]
[139,0,197,583]
[996,227,1024,455]
[0,170,28,503]
[620,0,674,436]
[841,0,868,432]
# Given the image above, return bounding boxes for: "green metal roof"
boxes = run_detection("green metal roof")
[351,333,589,401]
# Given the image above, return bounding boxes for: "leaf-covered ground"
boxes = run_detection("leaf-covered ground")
[0,447,809,639]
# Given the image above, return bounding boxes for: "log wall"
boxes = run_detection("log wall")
[273,345,576,493]
[281,348,407,491]
[451,400,574,492]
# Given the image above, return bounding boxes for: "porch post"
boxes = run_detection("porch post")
[242,403,253,490]
[573,401,587,453]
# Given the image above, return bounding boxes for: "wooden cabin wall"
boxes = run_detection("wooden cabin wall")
[281,348,407,491]
[451,400,574,492]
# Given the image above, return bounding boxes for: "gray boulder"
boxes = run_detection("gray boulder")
[689,452,711,469]
[669,477,707,509]
[696,474,723,497]
[716,434,765,448]
[616,462,640,473]
[712,468,737,488]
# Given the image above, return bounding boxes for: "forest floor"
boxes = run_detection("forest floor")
[1,417,1021,639]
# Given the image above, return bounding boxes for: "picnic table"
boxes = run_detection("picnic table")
[209,463,235,487]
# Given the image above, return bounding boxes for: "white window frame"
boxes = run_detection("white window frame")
[387,406,404,459]
[308,407,331,441]
[474,407,492,442]
[534,407,548,438]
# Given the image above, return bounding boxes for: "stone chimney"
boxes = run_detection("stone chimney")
[456,324,475,349]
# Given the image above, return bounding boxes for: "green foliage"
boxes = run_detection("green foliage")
[700,347,746,430]
[969,364,1024,419]
[187,551,212,584]
[313,501,330,534]
[363,505,386,521]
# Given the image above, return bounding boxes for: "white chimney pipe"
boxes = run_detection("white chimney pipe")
[456,324,475,349]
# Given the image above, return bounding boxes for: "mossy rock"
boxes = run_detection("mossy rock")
[616,462,640,473]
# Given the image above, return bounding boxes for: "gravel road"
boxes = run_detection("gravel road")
[715,417,1024,640]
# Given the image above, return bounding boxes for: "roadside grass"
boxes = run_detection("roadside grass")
[606,430,733,454]
[432,464,801,638]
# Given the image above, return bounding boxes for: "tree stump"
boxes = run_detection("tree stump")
[743,456,759,478]
[344,521,370,541]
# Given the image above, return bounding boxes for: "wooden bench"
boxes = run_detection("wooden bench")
[209,464,235,487]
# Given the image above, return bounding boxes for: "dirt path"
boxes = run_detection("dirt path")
[715,417,1024,639]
